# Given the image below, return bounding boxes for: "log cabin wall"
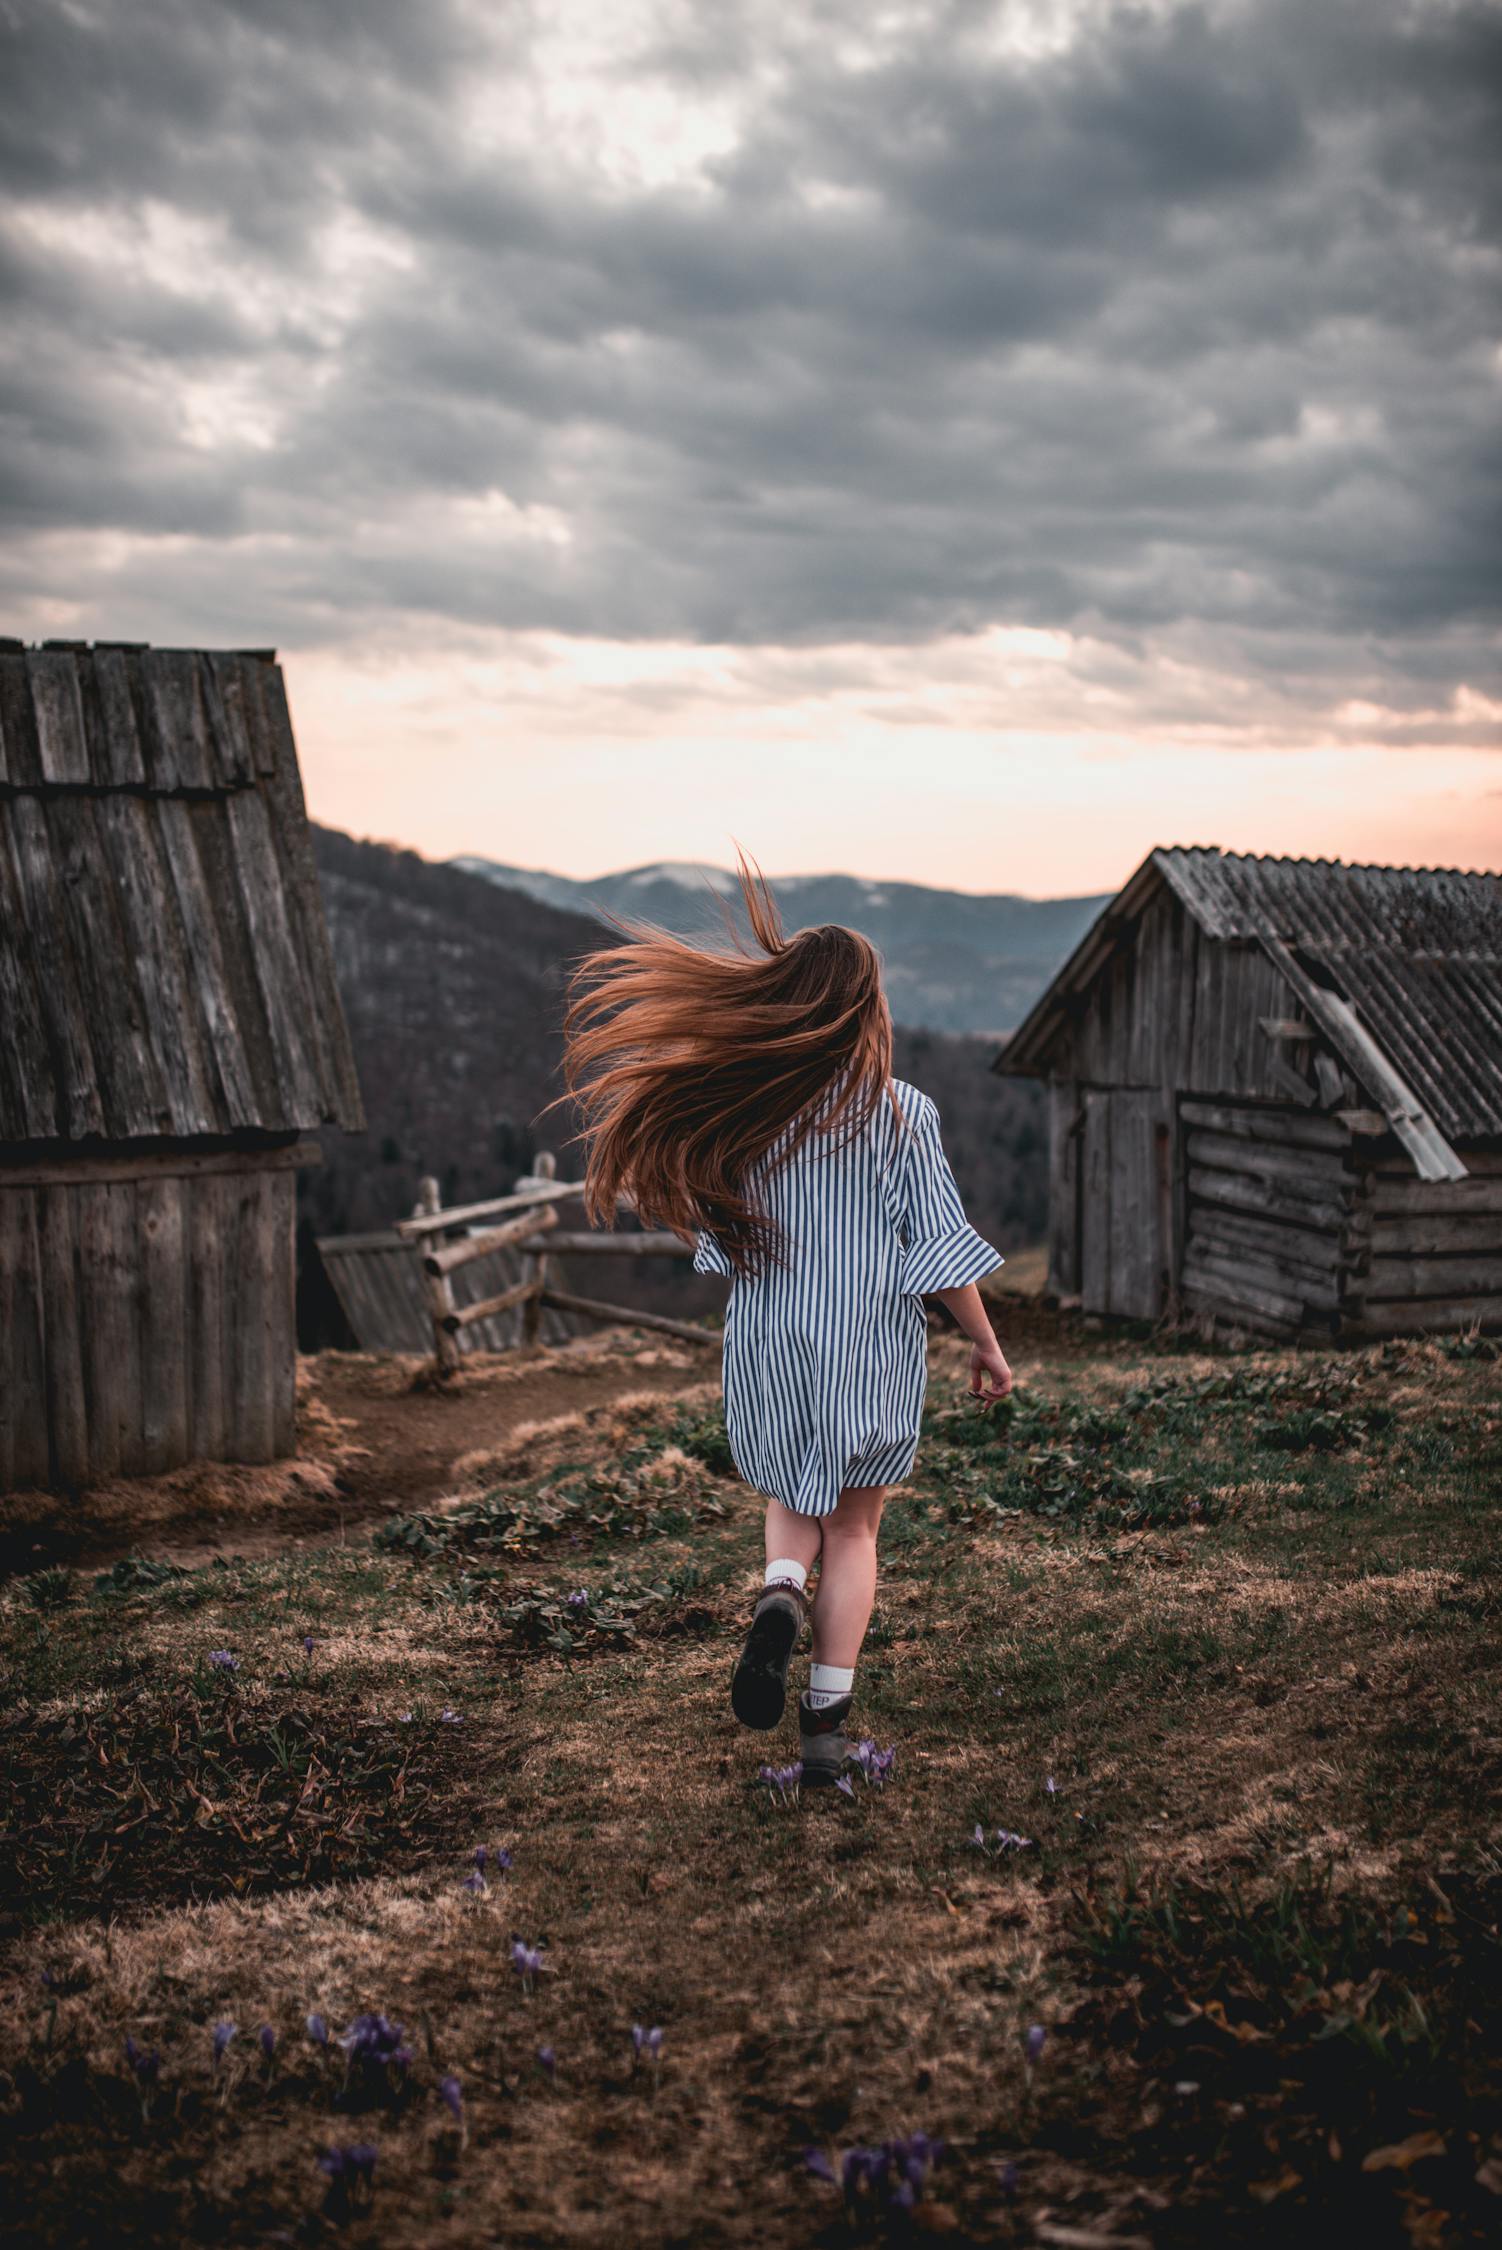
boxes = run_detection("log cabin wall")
[0,1147,299,1492]
[1344,1150,1502,1337]
[1177,1099,1357,1339]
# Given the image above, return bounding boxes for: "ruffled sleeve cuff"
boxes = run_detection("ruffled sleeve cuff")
[692,1229,734,1278]
[899,1227,1005,1298]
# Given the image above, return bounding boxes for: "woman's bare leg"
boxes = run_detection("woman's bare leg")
[809,1484,887,1669]
[763,1495,823,1577]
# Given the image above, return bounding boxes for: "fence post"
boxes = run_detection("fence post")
[521,1151,557,1345]
[414,1176,462,1373]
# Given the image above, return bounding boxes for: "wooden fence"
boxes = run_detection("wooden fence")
[321,1156,718,1369]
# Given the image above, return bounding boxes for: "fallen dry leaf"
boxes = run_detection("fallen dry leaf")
[1361,2130,1448,2173]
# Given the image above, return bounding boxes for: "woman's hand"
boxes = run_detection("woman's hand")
[969,1338,1014,1407]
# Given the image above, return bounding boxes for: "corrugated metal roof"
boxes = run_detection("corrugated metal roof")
[995,845,1501,1150]
[0,642,365,1145]
[1154,849,1502,1143]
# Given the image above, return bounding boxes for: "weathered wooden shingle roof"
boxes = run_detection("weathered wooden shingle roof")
[996,845,1502,1153]
[0,642,365,1146]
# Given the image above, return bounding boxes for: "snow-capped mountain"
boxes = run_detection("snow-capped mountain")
[449,857,1110,1037]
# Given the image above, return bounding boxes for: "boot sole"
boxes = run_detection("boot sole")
[730,1603,799,1730]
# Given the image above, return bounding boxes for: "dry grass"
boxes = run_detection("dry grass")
[1,1328,1499,2245]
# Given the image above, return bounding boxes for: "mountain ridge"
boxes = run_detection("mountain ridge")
[450,856,1111,1038]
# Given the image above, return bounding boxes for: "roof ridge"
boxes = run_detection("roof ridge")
[1155,842,1499,881]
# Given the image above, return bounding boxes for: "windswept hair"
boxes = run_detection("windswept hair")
[546,848,901,1278]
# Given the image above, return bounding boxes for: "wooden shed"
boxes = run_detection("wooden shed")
[0,640,364,1490]
[993,847,1502,1340]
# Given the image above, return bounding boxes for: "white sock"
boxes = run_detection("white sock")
[807,1662,854,1709]
[764,1557,808,1593]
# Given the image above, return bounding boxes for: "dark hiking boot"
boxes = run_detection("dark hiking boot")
[798,1690,854,1787]
[730,1579,807,1730]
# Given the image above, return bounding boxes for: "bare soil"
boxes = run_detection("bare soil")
[0,1330,717,1578]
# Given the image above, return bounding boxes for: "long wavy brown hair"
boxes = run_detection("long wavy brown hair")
[546,848,901,1277]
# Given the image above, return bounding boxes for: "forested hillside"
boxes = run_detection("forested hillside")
[302,829,1046,1337]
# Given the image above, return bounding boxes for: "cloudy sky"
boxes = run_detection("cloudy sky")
[3,0,1499,893]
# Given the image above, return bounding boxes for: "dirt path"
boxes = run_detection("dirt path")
[0,1332,715,1578]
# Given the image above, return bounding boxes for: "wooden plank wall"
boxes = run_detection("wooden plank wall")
[1067,888,1298,1102]
[1344,1150,1502,1334]
[1071,1086,1174,1319]
[0,1163,295,1492]
[1046,1079,1082,1297]
[1177,1099,1356,1338]
[317,1232,581,1355]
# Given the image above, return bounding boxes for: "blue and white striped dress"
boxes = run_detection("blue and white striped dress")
[691,1076,1004,1517]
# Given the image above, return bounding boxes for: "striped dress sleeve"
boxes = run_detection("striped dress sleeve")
[896,1093,1006,1296]
[693,1228,734,1277]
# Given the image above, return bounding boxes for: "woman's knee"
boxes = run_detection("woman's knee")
[825,1486,886,1542]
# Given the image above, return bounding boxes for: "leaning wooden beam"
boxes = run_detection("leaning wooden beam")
[395,1180,592,1240]
[515,1230,692,1257]
[423,1203,559,1277]
[538,1286,718,1347]
[443,1276,541,1332]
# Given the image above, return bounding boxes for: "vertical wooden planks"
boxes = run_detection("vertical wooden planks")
[1047,1079,1081,1297]
[1080,1088,1111,1313]
[0,1190,51,1490]
[0,806,60,1141]
[26,650,90,783]
[269,1171,298,1454]
[78,1182,142,1477]
[229,1167,278,1462]
[5,795,106,1139]
[37,1186,88,1487]
[47,795,168,1137]
[188,1171,229,1461]
[222,786,326,1123]
[94,795,221,1136]
[139,1175,190,1473]
[155,797,263,1124]
[86,647,148,785]
[1106,1091,1161,1318]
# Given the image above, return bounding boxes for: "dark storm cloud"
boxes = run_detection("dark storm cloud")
[0,0,1498,717]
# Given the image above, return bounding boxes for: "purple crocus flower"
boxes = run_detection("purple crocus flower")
[318,2142,378,2187]
[1025,2024,1047,2066]
[124,2033,160,2083]
[850,1740,896,1788]
[756,1761,803,1802]
[438,1707,462,1725]
[462,1870,488,1897]
[803,2148,838,2184]
[510,1939,546,1988]
[211,2021,237,2066]
[439,2073,463,2121]
[1045,1774,1058,1795]
[302,1635,315,1657]
[493,1846,513,1872]
[208,1650,237,1672]
[338,2012,413,2074]
[842,2148,875,2197]
[307,2013,329,2047]
[631,2023,663,2061]
[565,1589,589,1613]
[536,2044,557,2079]
[258,2023,276,2062]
